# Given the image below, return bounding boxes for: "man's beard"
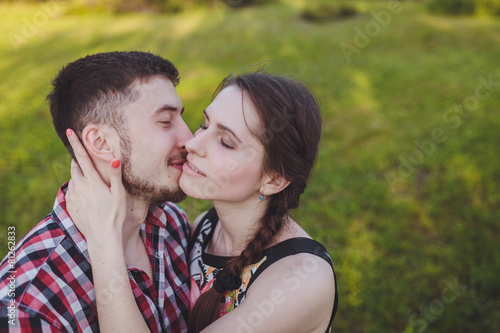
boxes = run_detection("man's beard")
[120,138,186,205]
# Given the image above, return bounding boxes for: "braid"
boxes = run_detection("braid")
[227,198,286,276]
[188,199,287,333]
[188,71,322,332]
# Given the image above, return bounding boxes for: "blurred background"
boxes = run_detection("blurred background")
[1,0,499,331]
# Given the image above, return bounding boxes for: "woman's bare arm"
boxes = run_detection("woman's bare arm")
[65,129,150,333]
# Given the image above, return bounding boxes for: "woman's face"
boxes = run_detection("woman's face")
[179,85,266,204]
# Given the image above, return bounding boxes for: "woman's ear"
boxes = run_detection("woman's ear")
[80,124,116,163]
[260,173,291,196]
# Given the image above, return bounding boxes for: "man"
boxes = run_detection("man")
[0,51,193,332]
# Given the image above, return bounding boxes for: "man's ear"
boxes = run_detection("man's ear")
[260,173,291,196]
[80,124,116,163]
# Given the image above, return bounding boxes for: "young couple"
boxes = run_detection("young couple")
[0,51,337,332]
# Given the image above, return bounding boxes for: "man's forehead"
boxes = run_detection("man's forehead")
[131,76,176,93]
[124,77,182,116]
[134,76,180,98]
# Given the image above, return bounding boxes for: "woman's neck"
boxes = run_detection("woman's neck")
[211,199,267,257]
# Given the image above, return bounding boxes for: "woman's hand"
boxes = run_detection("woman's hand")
[64,129,150,333]
[65,128,126,245]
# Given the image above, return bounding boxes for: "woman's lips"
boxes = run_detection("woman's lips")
[182,160,206,177]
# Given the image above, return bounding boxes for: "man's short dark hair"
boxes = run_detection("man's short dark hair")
[47,51,180,159]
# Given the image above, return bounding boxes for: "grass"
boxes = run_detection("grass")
[1,0,500,331]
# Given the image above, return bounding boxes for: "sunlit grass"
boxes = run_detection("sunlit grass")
[1,1,499,331]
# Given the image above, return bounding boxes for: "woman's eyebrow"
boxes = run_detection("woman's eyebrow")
[203,109,242,143]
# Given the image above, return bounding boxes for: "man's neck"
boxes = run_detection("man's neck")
[120,195,155,273]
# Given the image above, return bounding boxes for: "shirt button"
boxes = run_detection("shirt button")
[155,251,161,259]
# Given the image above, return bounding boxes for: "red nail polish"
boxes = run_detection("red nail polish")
[66,129,72,137]
[112,160,121,168]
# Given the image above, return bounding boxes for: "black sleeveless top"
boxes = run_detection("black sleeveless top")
[188,208,338,332]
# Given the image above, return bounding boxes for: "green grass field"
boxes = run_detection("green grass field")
[1,1,499,331]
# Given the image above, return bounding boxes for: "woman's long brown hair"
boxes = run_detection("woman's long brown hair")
[187,71,322,333]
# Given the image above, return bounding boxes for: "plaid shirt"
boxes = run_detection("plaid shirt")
[0,183,191,333]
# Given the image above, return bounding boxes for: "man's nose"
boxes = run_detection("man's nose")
[177,119,194,149]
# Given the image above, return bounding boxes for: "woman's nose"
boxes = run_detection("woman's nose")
[185,129,206,157]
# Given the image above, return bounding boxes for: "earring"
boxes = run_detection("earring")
[259,194,264,201]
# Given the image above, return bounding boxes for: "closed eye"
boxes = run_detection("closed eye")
[221,139,233,149]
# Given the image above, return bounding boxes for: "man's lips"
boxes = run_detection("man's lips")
[170,158,187,170]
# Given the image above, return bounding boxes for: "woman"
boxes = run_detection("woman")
[66,71,337,332]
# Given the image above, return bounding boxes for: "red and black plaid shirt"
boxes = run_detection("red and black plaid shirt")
[0,183,190,332]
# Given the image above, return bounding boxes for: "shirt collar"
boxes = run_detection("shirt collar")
[52,183,169,251]
[51,182,89,258]
[147,203,170,228]
[55,182,168,229]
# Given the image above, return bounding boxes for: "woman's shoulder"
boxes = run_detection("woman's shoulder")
[260,250,335,285]
[262,219,333,269]
[269,219,310,244]
[245,248,336,332]
[253,221,337,322]
[251,219,336,294]
[261,236,334,281]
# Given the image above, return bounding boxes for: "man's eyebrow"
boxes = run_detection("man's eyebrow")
[154,105,184,115]
[203,110,242,144]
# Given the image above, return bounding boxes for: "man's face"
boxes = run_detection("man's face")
[120,76,193,204]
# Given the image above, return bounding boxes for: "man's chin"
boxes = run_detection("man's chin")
[123,179,186,205]
[158,190,186,204]
[139,188,186,206]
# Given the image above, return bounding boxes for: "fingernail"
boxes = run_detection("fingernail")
[66,129,73,137]
[112,160,121,169]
